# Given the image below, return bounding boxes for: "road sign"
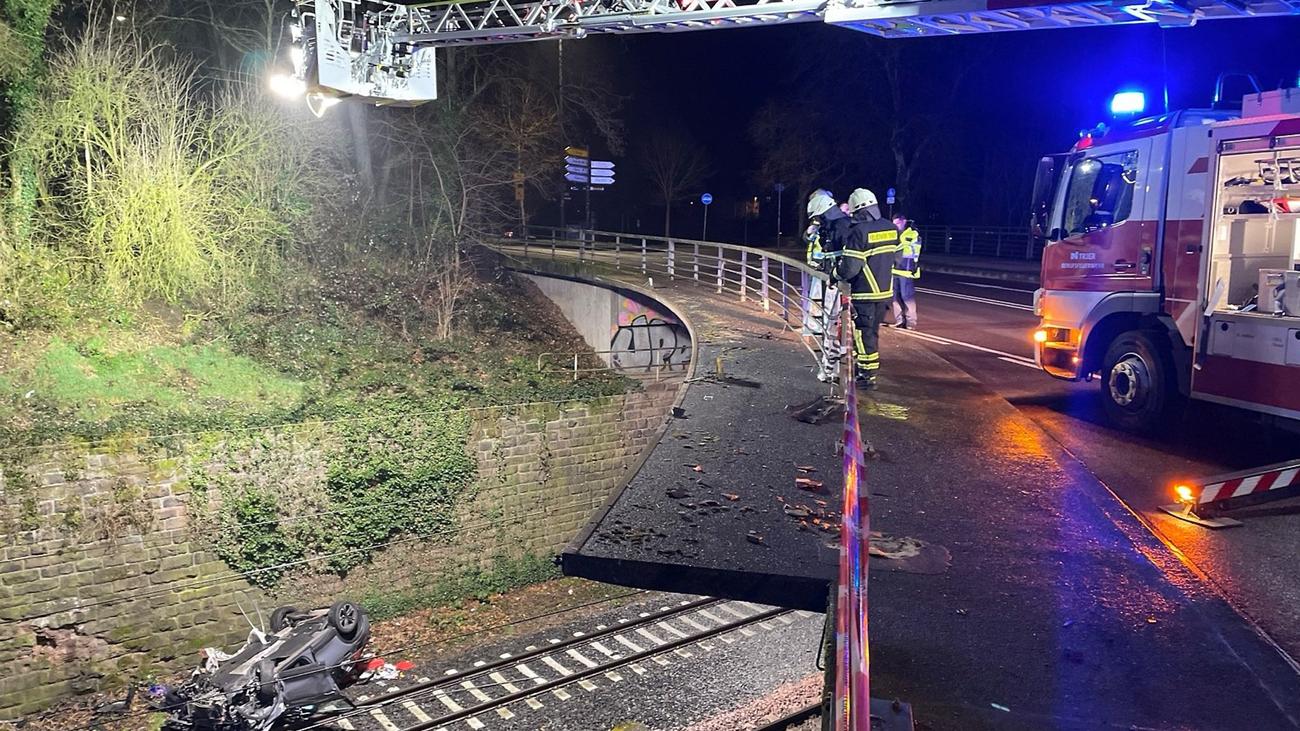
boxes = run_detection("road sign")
[589,160,615,170]
[701,193,713,205]
[566,163,591,175]
[886,187,896,205]
[565,172,615,185]
[564,155,590,167]
[774,182,785,193]
[565,145,588,158]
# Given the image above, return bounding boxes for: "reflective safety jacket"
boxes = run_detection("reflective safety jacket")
[892,226,922,279]
[814,206,851,266]
[840,214,900,301]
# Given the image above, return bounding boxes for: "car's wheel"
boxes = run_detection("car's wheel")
[255,658,278,704]
[328,601,363,640]
[269,606,298,633]
[1100,330,1177,432]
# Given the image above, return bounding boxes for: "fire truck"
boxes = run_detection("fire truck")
[1032,81,1300,431]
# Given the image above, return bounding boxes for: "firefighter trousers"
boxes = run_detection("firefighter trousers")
[842,271,890,379]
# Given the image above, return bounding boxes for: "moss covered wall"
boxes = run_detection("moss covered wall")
[0,383,678,718]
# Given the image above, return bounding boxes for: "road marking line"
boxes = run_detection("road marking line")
[552,688,572,701]
[656,621,687,638]
[636,627,667,645]
[566,649,599,668]
[516,663,546,685]
[542,656,573,676]
[489,671,521,694]
[956,281,1036,294]
[590,641,621,659]
[678,616,710,632]
[897,328,1036,365]
[697,609,726,625]
[402,701,433,723]
[461,680,492,703]
[998,355,1039,369]
[614,635,645,653]
[605,671,624,682]
[578,679,598,692]
[432,689,464,712]
[916,286,1035,311]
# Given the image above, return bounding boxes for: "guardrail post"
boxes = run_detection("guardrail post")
[780,261,789,322]
[995,230,1003,258]
[740,249,748,302]
[614,234,622,269]
[693,242,700,285]
[551,236,556,259]
[1025,232,1033,260]
[716,246,724,294]
[573,353,579,382]
[668,239,676,279]
[641,237,648,274]
[760,256,770,311]
[969,229,976,256]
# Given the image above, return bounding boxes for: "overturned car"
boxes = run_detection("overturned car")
[161,601,370,731]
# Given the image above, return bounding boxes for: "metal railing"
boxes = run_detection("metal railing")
[917,224,1039,260]
[491,228,874,730]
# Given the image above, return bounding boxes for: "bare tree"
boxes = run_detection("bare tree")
[748,99,840,225]
[641,131,709,238]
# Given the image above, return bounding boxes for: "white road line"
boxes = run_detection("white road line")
[916,286,1035,311]
[590,641,621,659]
[998,355,1039,369]
[542,656,574,676]
[897,327,1036,366]
[432,689,464,712]
[656,621,688,638]
[566,649,599,668]
[614,635,645,653]
[461,680,492,703]
[956,281,1036,294]
[516,663,545,686]
[402,701,433,723]
[636,627,667,645]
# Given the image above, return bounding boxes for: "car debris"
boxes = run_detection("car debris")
[159,602,370,731]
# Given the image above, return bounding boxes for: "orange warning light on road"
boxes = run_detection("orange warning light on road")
[1174,484,1195,503]
[1033,329,1048,343]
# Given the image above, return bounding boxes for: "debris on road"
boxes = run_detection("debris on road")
[746,531,765,545]
[795,477,824,491]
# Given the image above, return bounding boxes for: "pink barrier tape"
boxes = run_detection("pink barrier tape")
[833,297,871,730]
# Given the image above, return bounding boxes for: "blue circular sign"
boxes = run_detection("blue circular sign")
[701,193,713,205]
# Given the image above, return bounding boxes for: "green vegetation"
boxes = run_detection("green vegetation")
[360,554,562,621]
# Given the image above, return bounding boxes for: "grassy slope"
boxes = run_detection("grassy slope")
[0,262,627,447]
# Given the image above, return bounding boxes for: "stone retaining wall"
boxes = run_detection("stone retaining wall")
[0,384,678,718]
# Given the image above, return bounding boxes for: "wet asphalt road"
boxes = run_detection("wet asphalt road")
[909,272,1300,663]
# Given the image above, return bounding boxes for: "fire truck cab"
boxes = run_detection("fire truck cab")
[1032,86,1300,430]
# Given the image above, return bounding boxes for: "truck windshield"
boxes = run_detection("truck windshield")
[1062,151,1139,236]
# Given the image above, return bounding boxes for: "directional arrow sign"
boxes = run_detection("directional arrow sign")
[565,146,588,158]
[565,172,615,185]
[565,163,592,175]
[564,155,590,167]
[589,160,615,170]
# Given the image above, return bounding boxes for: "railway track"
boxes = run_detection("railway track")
[312,597,811,731]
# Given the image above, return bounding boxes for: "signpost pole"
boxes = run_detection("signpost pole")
[774,182,785,245]
[585,146,592,238]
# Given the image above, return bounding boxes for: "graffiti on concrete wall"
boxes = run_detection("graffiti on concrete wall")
[610,298,690,372]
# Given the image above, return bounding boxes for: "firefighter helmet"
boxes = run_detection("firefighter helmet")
[807,189,835,219]
[848,188,878,212]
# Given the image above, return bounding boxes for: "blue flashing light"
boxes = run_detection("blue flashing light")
[1109,90,1146,117]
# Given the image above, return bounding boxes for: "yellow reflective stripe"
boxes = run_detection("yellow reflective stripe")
[842,250,868,260]
[850,291,893,301]
[867,230,898,244]
[862,265,880,292]
[863,352,880,361]
[854,330,865,355]
[863,361,880,370]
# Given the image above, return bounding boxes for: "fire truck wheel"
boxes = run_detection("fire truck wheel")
[1100,330,1174,432]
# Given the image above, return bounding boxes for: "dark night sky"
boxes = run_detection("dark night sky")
[540,16,1300,241]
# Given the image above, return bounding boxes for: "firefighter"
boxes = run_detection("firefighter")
[891,214,922,329]
[805,189,850,382]
[838,188,900,389]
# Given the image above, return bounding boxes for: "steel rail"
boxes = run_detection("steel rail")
[401,606,795,731]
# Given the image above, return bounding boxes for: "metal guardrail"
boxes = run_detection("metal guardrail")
[916,224,1039,260]
[493,227,875,730]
